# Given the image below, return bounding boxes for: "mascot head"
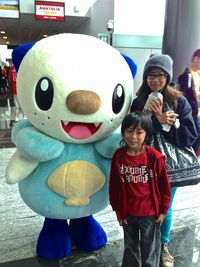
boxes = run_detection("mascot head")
[12,33,136,144]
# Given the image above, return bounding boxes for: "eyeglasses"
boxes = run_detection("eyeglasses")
[147,74,167,81]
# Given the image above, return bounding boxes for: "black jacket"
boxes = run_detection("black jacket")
[131,95,197,148]
[178,68,198,118]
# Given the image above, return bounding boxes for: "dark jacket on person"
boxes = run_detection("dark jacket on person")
[131,95,197,148]
[178,68,199,119]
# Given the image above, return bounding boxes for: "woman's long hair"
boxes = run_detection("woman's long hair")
[136,80,182,110]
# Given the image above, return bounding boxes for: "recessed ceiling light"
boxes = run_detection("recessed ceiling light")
[3,36,8,39]
[43,34,48,37]
[6,41,10,44]
[0,31,5,34]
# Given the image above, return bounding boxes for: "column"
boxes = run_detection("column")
[162,0,200,82]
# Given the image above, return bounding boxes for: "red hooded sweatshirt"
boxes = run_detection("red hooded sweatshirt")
[109,146,171,220]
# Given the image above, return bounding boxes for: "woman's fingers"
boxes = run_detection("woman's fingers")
[150,100,162,114]
[166,111,178,125]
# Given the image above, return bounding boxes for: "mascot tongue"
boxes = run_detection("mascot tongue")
[63,122,99,139]
[69,125,91,139]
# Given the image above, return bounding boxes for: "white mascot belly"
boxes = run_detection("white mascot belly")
[5,33,137,258]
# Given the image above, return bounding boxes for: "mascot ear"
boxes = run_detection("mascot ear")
[121,53,137,79]
[12,43,35,72]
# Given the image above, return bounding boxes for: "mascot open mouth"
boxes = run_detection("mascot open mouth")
[61,121,101,139]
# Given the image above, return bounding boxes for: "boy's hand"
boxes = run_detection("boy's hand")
[115,211,127,226]
[119,219,128,226]
[155,213,166,225]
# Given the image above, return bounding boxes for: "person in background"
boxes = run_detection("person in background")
[8,64,24,123]
[109,111,171,267]
[0,66,2,93]
[178,49,200,160]
[131,54,197,267]
[1,66,9,93]
[0,66,7,94]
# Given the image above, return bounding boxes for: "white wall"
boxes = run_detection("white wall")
[113,0,166,95]
[74,0,114,37]
[114,0,166,36]
[0,45,12,65]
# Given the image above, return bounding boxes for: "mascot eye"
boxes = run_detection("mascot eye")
[112,84,125,114]
[35,77,54,110]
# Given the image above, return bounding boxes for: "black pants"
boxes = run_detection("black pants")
[122,215,161,267]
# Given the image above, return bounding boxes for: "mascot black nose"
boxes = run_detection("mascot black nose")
[66,90,101,115]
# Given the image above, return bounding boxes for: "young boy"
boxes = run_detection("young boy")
[109,111,171,267]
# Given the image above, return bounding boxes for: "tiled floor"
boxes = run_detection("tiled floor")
[1,94,200,267]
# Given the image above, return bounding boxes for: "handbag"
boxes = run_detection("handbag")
[148,132,200,187]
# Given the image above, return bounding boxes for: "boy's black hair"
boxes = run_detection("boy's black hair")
[120,111,153,146]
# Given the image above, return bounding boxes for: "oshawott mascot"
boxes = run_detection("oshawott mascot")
[6,33,137,258]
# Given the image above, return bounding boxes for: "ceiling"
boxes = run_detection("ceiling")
[0,13,90,46]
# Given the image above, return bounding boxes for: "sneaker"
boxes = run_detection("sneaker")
[161,243,174,267]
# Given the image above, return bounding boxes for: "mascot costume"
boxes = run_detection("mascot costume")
[5,33,137,259]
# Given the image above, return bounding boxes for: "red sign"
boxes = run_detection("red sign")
[35,1,65,21]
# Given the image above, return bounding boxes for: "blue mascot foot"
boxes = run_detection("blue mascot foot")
[69,215,107,251]
[36,218,72,259]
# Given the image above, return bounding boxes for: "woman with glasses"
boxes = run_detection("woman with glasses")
[131,54,197,267]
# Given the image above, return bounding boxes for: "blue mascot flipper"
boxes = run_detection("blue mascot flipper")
[12,122,65,161]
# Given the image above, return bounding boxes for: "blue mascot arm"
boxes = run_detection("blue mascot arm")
[95,130,122,158]
[11,120,65,161]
